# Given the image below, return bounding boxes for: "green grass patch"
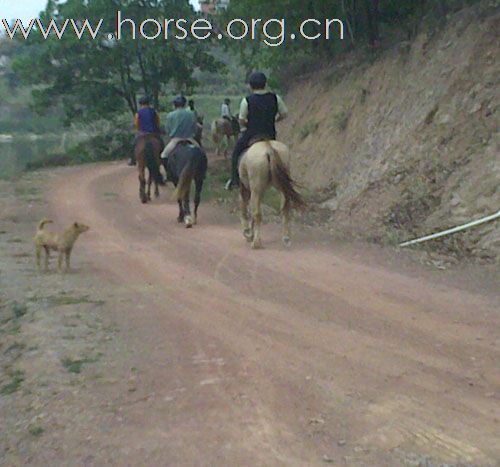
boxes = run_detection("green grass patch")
[12,302,28,319]
[262,188,282,213]
[4,342,26,354]
[14,185,40,198]
[28,425,44,437]
[299,121,320,141]
[61,356,98,374]
[12,252,31,258]
[0,370,24,395]
[334,110,350,132]
[31,293,105,307]
[51,295,105,307]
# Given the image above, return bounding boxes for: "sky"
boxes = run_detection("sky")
[0,0,199,23]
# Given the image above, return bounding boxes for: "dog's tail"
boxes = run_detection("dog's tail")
[37,218,53,230]
[145,140,163,186]
[268,145,305,211]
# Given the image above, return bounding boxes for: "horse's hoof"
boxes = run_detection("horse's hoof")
[243,228,254,242]
[282,236,292,248]
[251,240,262,250]
[184,216,193,228]
[141,198,147,204]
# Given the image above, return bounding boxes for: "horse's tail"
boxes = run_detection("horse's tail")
[38,218,53,230]
[174,158,195,201]
[268,146,305,210]
[145,140,163,186]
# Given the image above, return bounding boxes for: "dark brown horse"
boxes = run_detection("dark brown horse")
[135,134,163,204]
[165,143,208,228]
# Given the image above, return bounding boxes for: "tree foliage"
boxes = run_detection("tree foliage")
[12,0,219,122]
[219,0,484,84]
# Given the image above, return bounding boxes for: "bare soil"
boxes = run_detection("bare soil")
[0,162,499,466]
[280,2,499,261]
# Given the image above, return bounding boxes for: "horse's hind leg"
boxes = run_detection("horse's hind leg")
[250,190,263,249]
[177,200,184,223]
[240,183,253,242]
[193,177,204,225]
[280,192,292,247]
[183,194,193,228]
[147,170,153,201]
[154,177,160,198]
[138,164,147,204]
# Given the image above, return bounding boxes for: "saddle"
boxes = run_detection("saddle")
[248,135,273,147]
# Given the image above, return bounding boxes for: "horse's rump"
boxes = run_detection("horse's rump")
[267,145,304,210]
[241,141,304,209]
[169,145,208,200]
[136,134,163,185]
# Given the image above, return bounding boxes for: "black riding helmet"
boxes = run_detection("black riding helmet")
[139,95,151,106]
[173,95,187,107]
[249,71,267,90]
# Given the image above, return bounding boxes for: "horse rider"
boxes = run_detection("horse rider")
[161,95,198,165]
[188,98,204,146]
[221,98,232,120]
[188,99,199,120]
[225,71,288,190]
[128,95,164,166]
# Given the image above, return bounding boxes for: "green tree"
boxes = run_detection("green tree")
[12,0,219,123]
[217,0,483,85]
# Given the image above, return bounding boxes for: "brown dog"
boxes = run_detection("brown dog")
[34,219,90,272]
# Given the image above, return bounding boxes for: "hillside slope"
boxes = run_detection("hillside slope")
[281,2,499,261]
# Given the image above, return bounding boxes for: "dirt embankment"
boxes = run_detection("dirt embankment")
[281,2,499,261]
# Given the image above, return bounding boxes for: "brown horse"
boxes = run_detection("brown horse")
[135,134,163,204]
[239,140,305,249]
[211,118,239,158]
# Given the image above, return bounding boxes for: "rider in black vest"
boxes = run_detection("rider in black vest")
[225,72,288,190]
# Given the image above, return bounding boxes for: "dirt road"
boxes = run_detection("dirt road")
[3,162,499,466]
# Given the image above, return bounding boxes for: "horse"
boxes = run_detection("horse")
[211,117,239,158]
[165,142,208,228]
[239,140,305,249]
[135,134,164,204]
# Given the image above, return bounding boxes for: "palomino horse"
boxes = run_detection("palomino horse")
[239,140,305,249]
[165,142,208,228]
[211,118,239,158]
[135,134,164,204]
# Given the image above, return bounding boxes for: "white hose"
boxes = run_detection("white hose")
[399,209,500,247]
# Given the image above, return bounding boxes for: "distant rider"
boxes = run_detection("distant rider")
[225,72,288,190]
[188,98,204,146]
[221,98,232,120]
[128,95,163,166]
